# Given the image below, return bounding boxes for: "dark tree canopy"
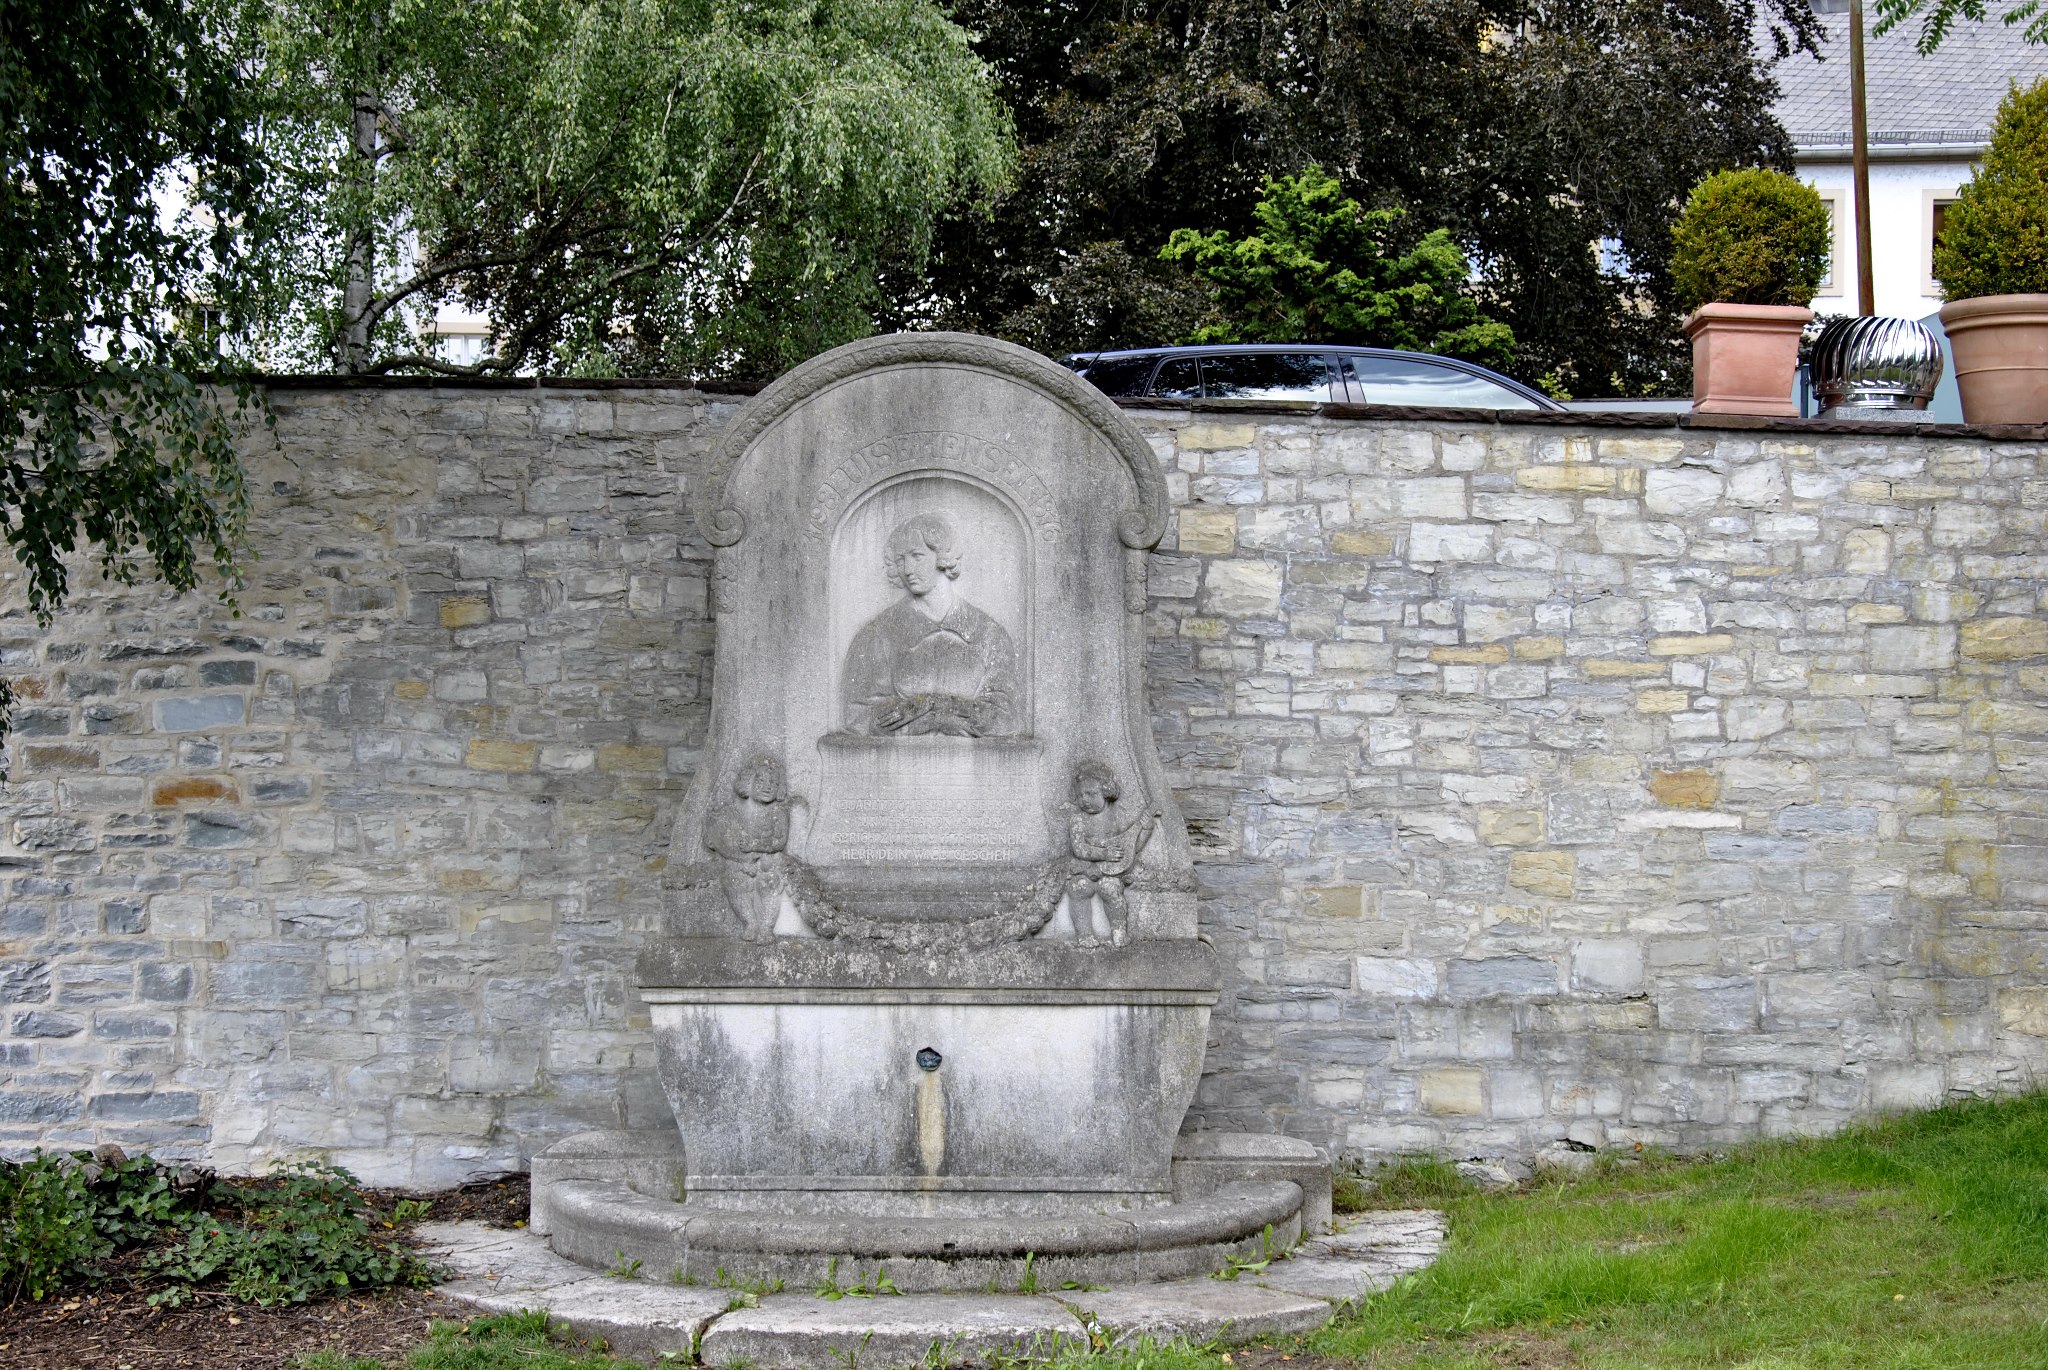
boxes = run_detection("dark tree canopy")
[911,0,1819,397]
[1,0,268,750]
[243,0,1014,379]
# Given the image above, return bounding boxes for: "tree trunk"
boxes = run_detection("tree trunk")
[339,93,379,372]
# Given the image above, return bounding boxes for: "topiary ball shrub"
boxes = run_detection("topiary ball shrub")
[1670,168,1831,311]
[1935,77,2048,301]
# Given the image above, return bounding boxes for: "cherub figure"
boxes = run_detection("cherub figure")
[1064,760,1158,946]
[705,752,794,940]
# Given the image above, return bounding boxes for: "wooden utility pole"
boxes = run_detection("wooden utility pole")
[1850,0,1877,315]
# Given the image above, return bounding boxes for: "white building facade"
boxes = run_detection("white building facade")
[1773,7,2045,321]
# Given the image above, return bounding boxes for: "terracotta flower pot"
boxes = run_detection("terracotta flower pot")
[1939,293,2048,426]
[1683,303,1812,416]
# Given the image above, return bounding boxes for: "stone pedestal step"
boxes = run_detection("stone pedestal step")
[417,1210,1445,1367]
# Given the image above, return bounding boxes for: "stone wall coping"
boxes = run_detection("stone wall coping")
[256,373,770,395]
[249,373,2048,442]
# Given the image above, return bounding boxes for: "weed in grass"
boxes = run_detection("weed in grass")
[1073,1308,1115,1354]
[295,1310,627,1369]
[713,1264,785,1298]
[1023,1332,1232,1370]
[388,1197,433,1225]
[825,1329,875,1370]
[817,1255,847,1299]
[1332,1168,1373,1213]
[814,1258,898,1300]
[1214,1222,1288,1281]
[921,1335,967,1370]
[1353,1156,1482,1210]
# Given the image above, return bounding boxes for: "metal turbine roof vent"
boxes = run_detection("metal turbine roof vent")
[1811,315,1945,419]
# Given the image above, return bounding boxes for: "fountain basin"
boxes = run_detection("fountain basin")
[637,939,1220,1218]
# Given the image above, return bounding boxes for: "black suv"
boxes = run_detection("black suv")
[1064,344,1562,412]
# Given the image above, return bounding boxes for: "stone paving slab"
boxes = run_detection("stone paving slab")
[478,1277,731,1360]
[700,1295,1084,1369]
[1250,1210,1448,1310]
[424,1209,1446,1366]
[414,1220,593,1294]
[1051,1280,1332,1346]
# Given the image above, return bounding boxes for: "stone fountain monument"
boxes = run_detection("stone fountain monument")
[530,334,1327,1291]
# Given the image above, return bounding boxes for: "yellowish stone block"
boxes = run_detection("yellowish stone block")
[440,596,492,628]
[1650,768,1720,809]
[1962,617,2048,662]
[1649,633,1735,656]
[1583,659,1668,678]
[597,744,667,774]
[1479,808,1545,846]
[1848,603,1908,624]
[1430,643,1511,665]
[1303,886,1363,917]
[1179,422,1258,451]
[1420,1067,1485,1116]
[1330,529,1395,556]
[1999,987,2048,1036]
[1595,437,1685,463]
[1635,688,1692,713]
[1509,849,1575,898]
[1177,509,1238,555]
[466,739,538,772]
[1516,464,1617,493]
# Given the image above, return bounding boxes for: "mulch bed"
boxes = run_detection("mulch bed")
[0,1174,532,1370]
[398,1172,531,1230]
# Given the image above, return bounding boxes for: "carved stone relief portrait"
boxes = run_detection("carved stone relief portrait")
[830,476,1030,739]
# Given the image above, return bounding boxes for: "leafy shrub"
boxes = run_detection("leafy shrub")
[0,1153,107,1302]
[0,1149,436,1306]
[1160,165,1517,368]
[145,1162,434,1306]
[1669,168,1831,310]
[1934,77,2048,300]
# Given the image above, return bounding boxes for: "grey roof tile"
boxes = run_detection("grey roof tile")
[1770,12,2048,148]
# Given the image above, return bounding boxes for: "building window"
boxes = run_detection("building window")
[1812,188,1846,297]
[1924,188,1961,297]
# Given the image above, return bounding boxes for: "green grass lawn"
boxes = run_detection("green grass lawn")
[1309,1093,2048,1369]
[321,1094,2048,1369]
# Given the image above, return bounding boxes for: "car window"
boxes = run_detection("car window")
[1201,352,1334,401]
[1344,354,1542,410]
[1075,355,1156,396]
[1151,356,1201,399]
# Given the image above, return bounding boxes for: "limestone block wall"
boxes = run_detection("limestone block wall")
[3,380,2045,1183]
